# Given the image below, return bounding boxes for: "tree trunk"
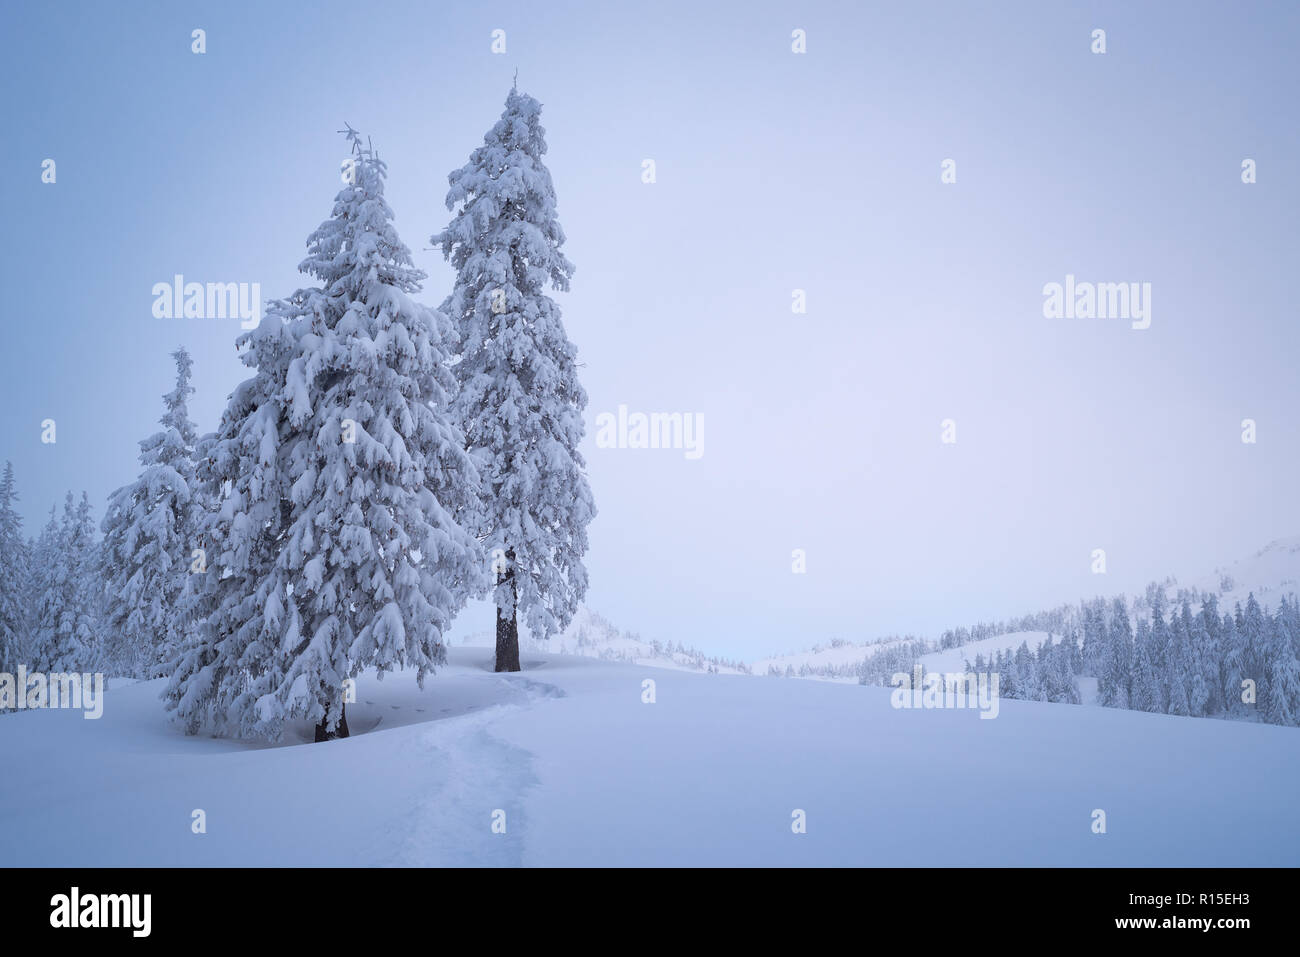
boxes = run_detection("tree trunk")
[314,701,350,742]
[495,550,521,673]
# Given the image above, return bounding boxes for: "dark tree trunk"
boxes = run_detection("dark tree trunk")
[495,549,521,673]
[314,701,350,742]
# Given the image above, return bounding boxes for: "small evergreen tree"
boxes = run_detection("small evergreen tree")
[1198,594,1224,714]
[1264,604,1300,726]
[1180,600,1211,717]
[1098,597,1132,708]
[1012,641,1036,700]
[1080,600,1105,676]
[31,493,99,673]
[1053,640,1080,704]
[1149,594,1171,712]
[1129,619,1158,712]
[1164,608,1191,717]
[100,348,200,678]
[0,463,27,677]
[1241,594,1268,709]
[1219,610,1247,716]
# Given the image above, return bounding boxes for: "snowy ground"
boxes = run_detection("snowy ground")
[2,647,1297,866]
[915,630,1054,674]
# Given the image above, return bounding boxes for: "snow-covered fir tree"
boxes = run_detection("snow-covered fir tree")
[27,506,59,651]
[433,84,596,672]
[1050,640,1080,704]
[1264,601,1300,726]
[0,463,27,679]
[1148,593,1171,712]
[167,129,482,741]
[1164,604,1191,717]
[30,493,99,674]
[100,348,200,678]
[1130,618,1159,712]
[1012,640,1036,699]
[1098,597,1132,708]
[1067,627,1083,675]
[1197,594,1224,714]
[1178,600,1211,717]
[1240,594,1268,710]
[1219,609,1247,717]
[1080,600,1105,676]
[1284,595,1300,659]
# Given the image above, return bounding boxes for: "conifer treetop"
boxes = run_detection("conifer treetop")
[300,128,425,300]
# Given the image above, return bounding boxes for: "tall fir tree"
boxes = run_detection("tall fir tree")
[0,463,27,678]
[433,84,596,672]
[166,130,482,741]
[31,493,99,673]
[100,348,200,678]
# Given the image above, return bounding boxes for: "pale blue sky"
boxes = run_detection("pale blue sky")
[3,0,1298,658]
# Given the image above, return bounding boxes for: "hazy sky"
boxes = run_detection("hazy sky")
[4,1,1298,659]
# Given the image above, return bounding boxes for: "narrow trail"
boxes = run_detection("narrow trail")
[385,673,567,866]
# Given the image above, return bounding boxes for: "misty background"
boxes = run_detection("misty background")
[3,0,1298,659]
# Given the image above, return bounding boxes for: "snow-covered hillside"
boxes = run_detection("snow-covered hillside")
[758,536,1300,684]
[916,631,1055,675]
[753,636,912,681]
[1190,536,1300,609]
[460,605,750,675]
[2,646,1296,866]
